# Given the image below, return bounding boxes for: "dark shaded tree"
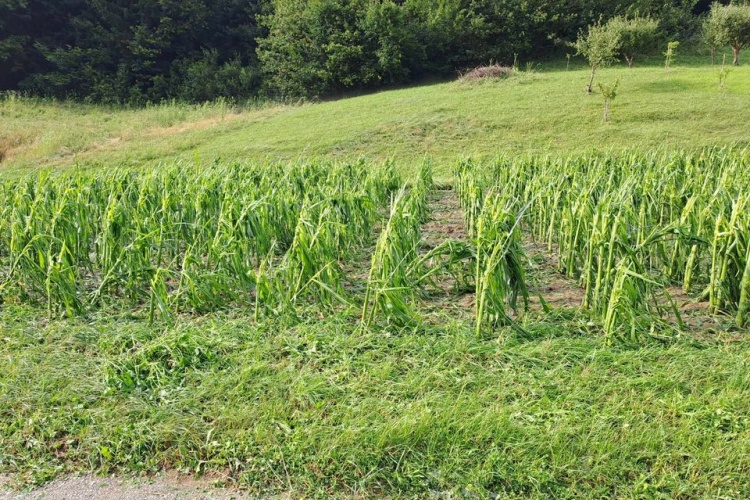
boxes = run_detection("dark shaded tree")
[1,0,263,102]
[0,0,714,102]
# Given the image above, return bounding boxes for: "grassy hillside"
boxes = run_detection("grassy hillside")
[1,61,749,178]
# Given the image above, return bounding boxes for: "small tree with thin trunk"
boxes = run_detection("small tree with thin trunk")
[606,16,660,68]
[576,22,620,94]
[597,79,620,122]
[705,2,750,66]
[718,54,731,89]
[664,41,679,71]
[703,12,726,65]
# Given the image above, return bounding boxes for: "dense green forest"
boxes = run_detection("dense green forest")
[0,0,729,102]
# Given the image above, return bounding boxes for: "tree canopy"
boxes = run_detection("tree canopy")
[577,22,621,94]
[606,15,661,68]
[0,0,708,102]
[704,2,750,65]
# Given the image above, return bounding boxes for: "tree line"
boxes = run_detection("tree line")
[0,0,742,103]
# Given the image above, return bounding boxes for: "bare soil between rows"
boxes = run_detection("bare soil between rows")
[421,189,721,336]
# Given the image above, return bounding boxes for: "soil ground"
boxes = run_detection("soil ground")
[0,474,259,500]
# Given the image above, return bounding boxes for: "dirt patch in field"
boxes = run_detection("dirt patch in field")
[419,188,475,319]
[0,473,262,500]
[532,279,585,310]
[665,286,727,333]
[142,106,288,139]
[521,239,728,336]
[418,191,587,319]
[668,287,710,313]
[459,64,515,82]
[524,240,585,311]
[421,188,468,248]
[0,131,37,164]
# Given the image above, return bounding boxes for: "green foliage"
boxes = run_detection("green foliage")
[5,150,750,496]
[3,306,750,496]
[453,160,529,335]
[702,10,727,64]
[606,15,660,67]
[664,40,680,71]
[0,0,264,103]
[2,64,750,175]
[705,2,750,66]
[361,188,423,329]
[257,0,398,99]
[0,0,711,101]
[0,161,399,319]
[474,149,750,340]
[576,22,621,93]
[597,79,620,121]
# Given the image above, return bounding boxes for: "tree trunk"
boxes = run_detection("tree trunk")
[711,47,716,66]
[586,67,595,94]
[604,100,610,122]
[626,55,633,68]
[733,46,740,66]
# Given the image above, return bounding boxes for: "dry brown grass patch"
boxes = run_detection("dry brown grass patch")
[0,132,35,163]
[459,64,515,82]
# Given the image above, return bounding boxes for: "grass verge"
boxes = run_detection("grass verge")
[2,303,750,498]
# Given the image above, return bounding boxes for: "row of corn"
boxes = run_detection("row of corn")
[0,161,401,321]
[3,150,748,339]
[0,161,470,329]
[455,147,750,340]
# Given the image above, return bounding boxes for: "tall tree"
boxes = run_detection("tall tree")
[705,2,750,66]
[606,15,660,68]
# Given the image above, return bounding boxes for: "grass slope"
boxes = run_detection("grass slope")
[2,62,749,178]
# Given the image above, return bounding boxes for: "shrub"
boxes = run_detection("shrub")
[606,16,660,68]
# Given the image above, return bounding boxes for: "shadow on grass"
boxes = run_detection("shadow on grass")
[637,78,706,93]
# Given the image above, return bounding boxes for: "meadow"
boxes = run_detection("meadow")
[2,57,750,498]
[1,59,749,178]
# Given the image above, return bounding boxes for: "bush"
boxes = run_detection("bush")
[174,51,261,103]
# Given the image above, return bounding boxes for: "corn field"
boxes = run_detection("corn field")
[1,150,749,339]
[455,147,750,340]
[0,161,400,321]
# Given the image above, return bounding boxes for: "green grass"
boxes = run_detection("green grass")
[3,304,750,498]
[2,59,749,179]
[3,57,750,497]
